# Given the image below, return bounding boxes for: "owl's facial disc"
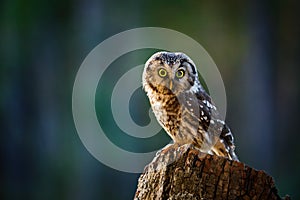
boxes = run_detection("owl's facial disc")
[143,51,199,95]
[156,67,174,92]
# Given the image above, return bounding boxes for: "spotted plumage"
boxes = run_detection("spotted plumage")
[143,51,238,161]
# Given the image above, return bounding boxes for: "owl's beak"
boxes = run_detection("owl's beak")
[169,80,173,90]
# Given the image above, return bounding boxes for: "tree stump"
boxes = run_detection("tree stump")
[134,144,290,200]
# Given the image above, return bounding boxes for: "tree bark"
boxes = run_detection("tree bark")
[134,144,290,200]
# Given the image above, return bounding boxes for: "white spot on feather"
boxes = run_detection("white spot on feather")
[216,119,225,124]
[190,84,199,93]
[187,101,192,106]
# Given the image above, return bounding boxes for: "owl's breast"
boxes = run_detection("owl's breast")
[147,90,183,139]
[150,99,165,123]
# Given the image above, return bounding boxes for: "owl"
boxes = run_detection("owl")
[142,51,238,161]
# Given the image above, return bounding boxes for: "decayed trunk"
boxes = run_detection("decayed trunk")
[134,144,290,200]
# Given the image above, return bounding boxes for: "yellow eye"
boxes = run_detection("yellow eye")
[158,68,167,77]
[176,69,185,78]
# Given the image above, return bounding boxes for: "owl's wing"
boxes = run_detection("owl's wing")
[178,88,238,160]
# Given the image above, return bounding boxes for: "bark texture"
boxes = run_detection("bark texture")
[134,144,290,200]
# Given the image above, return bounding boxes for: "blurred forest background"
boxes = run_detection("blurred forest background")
[1,0,300,199]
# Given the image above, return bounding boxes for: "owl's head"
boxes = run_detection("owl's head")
[143,51,200,95]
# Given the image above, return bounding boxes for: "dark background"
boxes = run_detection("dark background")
[1,0,299,199]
